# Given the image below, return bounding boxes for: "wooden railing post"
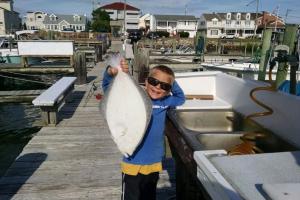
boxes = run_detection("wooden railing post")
[74,52,87,85]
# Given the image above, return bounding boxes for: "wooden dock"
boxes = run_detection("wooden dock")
[0,90,45,103]
[0,41,175,200]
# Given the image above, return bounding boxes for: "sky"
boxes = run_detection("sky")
[13,0,300,23]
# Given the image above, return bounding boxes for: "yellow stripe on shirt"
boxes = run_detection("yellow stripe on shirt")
[121,161,162,176]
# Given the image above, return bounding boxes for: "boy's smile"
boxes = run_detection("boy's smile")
[145,69,173,100]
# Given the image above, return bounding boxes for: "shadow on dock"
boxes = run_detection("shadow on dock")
[0,153,47,200]
[58,90,86,120]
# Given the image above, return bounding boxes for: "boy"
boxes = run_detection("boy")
[102,60,185,200]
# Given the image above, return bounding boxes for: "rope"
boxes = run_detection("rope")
[0,74,52,85]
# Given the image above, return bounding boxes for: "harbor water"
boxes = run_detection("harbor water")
[0,77,47,177]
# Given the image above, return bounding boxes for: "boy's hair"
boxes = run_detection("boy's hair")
[149,65,175,78]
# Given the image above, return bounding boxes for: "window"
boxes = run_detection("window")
[213,21,217,25]
[227,13,231,20]
[200,21,205,25]
[54,25,58,30]
[157,21,167,27]
[236,21,240,25]
[245,30,254,34]
[127,13,138,15]
[237,13,241,20]
[226,20,231,25]
[245,21,250,26]
[246,13,251,20]
[127,22,138,25]
[211,30,218,35]
[168,22,177,28]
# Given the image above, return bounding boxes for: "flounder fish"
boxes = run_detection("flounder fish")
[101,53,152,157]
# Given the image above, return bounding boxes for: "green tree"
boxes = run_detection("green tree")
[91,9,110,32]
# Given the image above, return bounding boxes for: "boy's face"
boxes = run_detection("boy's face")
[145,69,174,100]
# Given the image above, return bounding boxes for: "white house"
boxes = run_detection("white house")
[24,11,47,30]
[100,2,140,35]
[0,0,21,35]
[198,12,257,38]
[138,13,151,31]
[150,14,198,38]
[43,14,87,32]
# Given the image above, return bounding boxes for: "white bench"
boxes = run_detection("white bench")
[32,77,77,125]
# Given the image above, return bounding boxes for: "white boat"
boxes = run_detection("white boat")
[168,71,300,200]
[201,61,300,81]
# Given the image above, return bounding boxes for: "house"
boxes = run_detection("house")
[43,14,87,32]
[198,12,258,38]
[24,11,47,30]
[100,2,140,36]
[149,14,198,38]
[138,13,151,32]
[256,11,285,33]
[0,0,21,35]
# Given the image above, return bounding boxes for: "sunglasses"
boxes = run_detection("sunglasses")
[147,77,172,91]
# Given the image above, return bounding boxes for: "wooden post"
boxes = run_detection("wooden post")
[74,52,87,85]
[275,24,298,88]
[172,39,176,53]
[98,43,103,61]
[21,56,28,68]
[41,106,58,126]
[258,29,272,81]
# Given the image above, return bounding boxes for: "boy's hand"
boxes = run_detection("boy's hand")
[107,58,129,76]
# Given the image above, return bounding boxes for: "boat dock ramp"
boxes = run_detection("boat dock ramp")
[0,41,175,200]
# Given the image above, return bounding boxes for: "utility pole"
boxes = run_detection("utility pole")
[255,0,259,36]
[185,4,187,16]
[285,9,292,23]
[92,0,95,11]
[246,0,259,36]
[123,0,126,34]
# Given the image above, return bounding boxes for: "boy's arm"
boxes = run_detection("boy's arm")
[102,59,129,93]
[102,67,114,93]
[166,81,185,107]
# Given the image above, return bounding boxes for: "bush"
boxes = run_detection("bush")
[179,32,189,38]
[156,31,170,38]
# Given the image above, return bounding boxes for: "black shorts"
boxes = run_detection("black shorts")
[121,172,159,200]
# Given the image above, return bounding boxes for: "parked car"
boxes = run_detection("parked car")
[128,31,142,43]
[146,32,159,39]
[220,33,238,39]
[60,28,75,32]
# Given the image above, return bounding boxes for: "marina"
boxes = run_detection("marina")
[0,41,176,199]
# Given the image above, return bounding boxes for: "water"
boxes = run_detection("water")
[0,103,42,177]
[0,77,46,177]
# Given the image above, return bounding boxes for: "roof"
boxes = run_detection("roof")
[202,12,259,21]
[154,15,197,21]
[100,2,139,11]
[43,14,86,25]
